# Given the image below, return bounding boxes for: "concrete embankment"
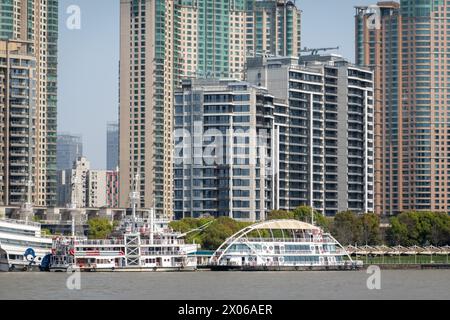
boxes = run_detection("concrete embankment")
[362,264,450,270]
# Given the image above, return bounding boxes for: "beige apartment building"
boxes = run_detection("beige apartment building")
[0,0,58,207]
[356,1,450,215]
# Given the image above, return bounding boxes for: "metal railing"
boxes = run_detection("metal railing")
[0,218,40,227]
[244,237,336,244]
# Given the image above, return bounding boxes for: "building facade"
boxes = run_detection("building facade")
[174,79,277,221]
[87,170,108,208]
[57,133,83,170]
[247,55,375,216]
[57,156,90,208]
[106,122,119,171]
[0,0,58,207]
[119,0,302,218]
[57,156,118,208]
[106,170,120,208]
[356,1,450,215]
[0,41,36,206]
[246,0,302,57]
[119,0,171,215]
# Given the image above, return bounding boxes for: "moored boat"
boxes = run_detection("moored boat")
[48,174,199,272]
[0,218,52,272]
[209,219,361,271]
[49,217,199,272]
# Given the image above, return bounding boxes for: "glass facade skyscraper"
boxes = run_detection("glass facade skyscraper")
[107,122,119,171]
[57,134,83,171]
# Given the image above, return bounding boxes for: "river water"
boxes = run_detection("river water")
[0,270,449,300]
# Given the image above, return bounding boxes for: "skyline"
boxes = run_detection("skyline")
[57,0,375,169]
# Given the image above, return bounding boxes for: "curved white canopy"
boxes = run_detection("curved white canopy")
[251,219,320,231]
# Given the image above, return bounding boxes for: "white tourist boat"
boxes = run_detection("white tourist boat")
[49,174,198,272]
[209,219,360,270]
[49,217,199,272]
[0,218,52,272]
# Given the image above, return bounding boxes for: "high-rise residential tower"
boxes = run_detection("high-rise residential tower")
[119,0,302,218]
[174,79,279,221]
[356,1,450,215]
[246,0,302,57]
[119,0,171,215]
[0,41,35,206]
[247,55,375,216]
[0,0,58,207]
[106,122,119,171]
[175,0,249,80]
[57,133,83,170]
[174,55,374,221]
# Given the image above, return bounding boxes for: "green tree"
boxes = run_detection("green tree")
[201,217,250,250]
[387,211,450,246]
[41,228,52,236]
[360,213,381,245]
[88,218,114,239]
[331,211,363,246]
[292,206,331,232]
[267,210,294,220]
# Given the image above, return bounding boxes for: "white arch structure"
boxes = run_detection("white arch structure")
[209,219,353,266]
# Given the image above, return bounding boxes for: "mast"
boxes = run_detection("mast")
[149,207,154,245]
[129,173,140,233]
[71,216,75,237]
[23,178,33,221]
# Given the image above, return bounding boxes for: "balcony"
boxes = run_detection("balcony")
[10,130,28,137]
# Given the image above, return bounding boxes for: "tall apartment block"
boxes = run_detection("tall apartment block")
[356,1,450,214]
[119,0,302,218]
[174,55,374,221]
[106,122,119,171]
[247,55,374,216]
[174,79,278,221]
[176,0,302,79]
[119,0,169,214]
[0,41,35,206]
[0,0,58,207]
[246,0,302,57]
[57,133,83,170]
[176,0,248,80]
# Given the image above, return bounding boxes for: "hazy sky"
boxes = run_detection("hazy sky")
[57,0,377,169]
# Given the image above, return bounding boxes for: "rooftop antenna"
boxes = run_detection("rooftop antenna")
[129,172,140,233]
[300,46,340,56]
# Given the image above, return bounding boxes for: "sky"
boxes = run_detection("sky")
[57,0,377,169]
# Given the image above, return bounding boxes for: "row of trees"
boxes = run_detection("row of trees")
[84,208,450,248]
[170,217,250,250]
[267,207,381,246]
[170,207,450,249]
[387,211,450,246]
